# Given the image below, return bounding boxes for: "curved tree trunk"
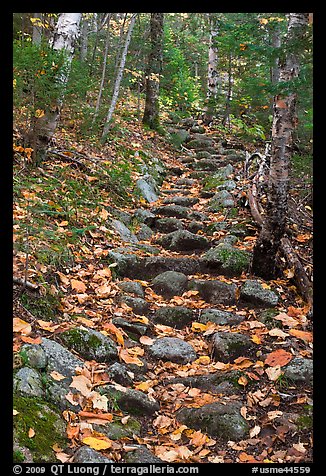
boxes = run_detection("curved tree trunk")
[102,13,137,140]
[28,13,82,163]
[142,13,164,130]
[252,13,309,279]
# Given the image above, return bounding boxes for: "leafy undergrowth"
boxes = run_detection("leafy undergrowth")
[13,108,313,464]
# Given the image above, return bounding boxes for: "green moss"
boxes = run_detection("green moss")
[13,395,67,463]
[205,244,250,274]
[13,450,25,463]
[100,417,141,439]
[203,176,225,191]
[296,405,313,430]
[259,308,282,328]
[20,291,62,322]
[60,328,102,351]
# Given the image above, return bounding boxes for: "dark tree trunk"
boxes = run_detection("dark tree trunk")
[142,13,164,130]
[252,13,309,279]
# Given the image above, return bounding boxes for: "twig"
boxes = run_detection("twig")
[13,276,39,291]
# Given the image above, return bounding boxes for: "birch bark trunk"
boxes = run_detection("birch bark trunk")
[102,13,137,140]
[28,13,82,163]
[92,15,112,124]
[32,13,43,45]
[204,13,219,125]
[252,13,309,279]
[142,13,164,130]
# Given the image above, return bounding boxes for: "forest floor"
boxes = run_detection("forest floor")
[13,107,313,464]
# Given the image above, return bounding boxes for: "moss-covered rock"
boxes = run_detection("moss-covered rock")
[211,332,253,362]
[240,280,279,307]
[93,416,141,440]
[59,326,118,363]
[13,395,67,463]
[176,401,249,441]
[153,306,194,329]
[201,243,251,276]
[14,367,45,398]
[100,385,160,416]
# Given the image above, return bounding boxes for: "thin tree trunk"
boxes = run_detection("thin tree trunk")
[80,16,89,61]
[142,13,164,130]
[32,13,43,45]
[28,13,82,163]
[112,14,128,80]
[270,23,281,84]
[102,13,137,140]
[252,13,309,279]
[204,13,219,125]
[92,15,112,124]
[222,53,233,128]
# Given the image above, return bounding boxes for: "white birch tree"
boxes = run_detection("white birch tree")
[102,13,137,140]
[28,13,82,162]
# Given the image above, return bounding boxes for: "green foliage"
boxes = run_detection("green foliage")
[13,41,68,119]
[161,27,201,113]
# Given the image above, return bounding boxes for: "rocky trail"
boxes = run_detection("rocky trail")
[13,123,313,464]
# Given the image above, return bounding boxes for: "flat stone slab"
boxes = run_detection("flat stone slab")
[240,280,279,307]
[153,205,191,219]
[153,217,184,233]
[136,175,159,203]
[176,401,249,440]
[111,219,139,243]
[157,229,209,252]
[101,385,160,416]
[162,196,199,206]
[189,279,237,305]
[148,337,197,363]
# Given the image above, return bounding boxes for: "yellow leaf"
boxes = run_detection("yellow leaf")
[251,334,262,344]
[238,375,248,387]
[13,409,19,416]
[99,208,109,221]
[28,428,35,438]
[82,436,112,450]
[35,109,45,118]
[194,355,211,365]
[13,318,32,335]
[135,381,152,392]
[191,322,208,332]
[119,348,143,366]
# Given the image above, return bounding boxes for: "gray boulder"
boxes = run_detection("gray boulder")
[72,446,113,463]
[152,271,188,298]
[283,358,313,385]
[187,138,214,149]
[153,205,191,219]
[100,385,159,416]
[136,174,159,203]
[240,280,279,307]
[153,306,194,329]
[20,344,48,369]
[59,327,118,363]
[110,219,139,243]
[154,217,184,233]
[136,223,154,241]
[211,332,253,362]
[14,367,44,398]
[117,280,144,298]
[162,196,199,207]
[108,362,134,386]
[157,229,209,252]
[124,445,163,463]
[209,190,235,211]
[177,401,249,440]
[188,279,237,305]
[199,309,245,326]
[40,338,83,378]
[121,296,151,315]
[148,337,197,364]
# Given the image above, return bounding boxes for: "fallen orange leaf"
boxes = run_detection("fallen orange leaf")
[289,329,313,343]
[70,279,87,293]
[265,349,293,367]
